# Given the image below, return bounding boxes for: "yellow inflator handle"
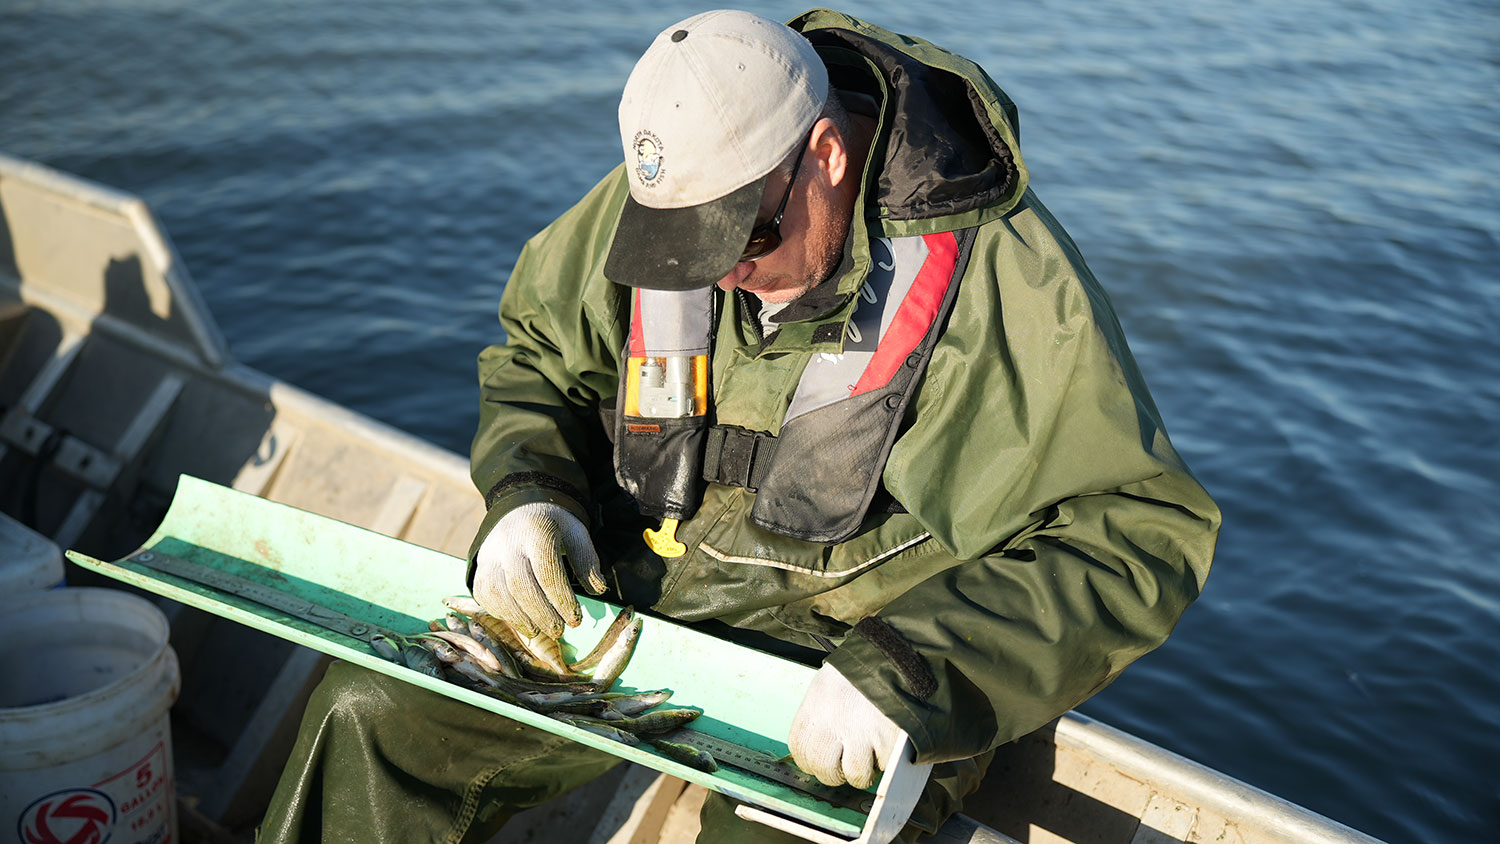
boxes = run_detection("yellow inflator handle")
[644,518,687,558]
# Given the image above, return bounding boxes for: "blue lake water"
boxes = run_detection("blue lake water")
[3,1,1497,841]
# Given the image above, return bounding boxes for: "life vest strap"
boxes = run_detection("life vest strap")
[701,425,778,492]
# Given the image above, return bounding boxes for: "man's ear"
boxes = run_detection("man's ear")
[810,117,849,189]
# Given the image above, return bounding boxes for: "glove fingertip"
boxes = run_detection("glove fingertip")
[510,614,540,639]
[815,769,847,788]
[845,755,877,790]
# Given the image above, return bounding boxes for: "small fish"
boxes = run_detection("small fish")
[519,629,585,680]
[492,675,601,696]
[398,639,446,679]
[541,698,614,717]
[469,682,530,709]
[415,630,507,676]
[450,656,509,690]
[443,595,484,616]
[588,617,643,690]
[648,738,718,773]
[608,707,701,735]
[516,689,593,708]
[421,636,522,694]
[602,690,673,718]
[550,713,640,746]
[470,613,549,674]
[442,667,529,709]
[472,612,586,682]
[422,596,669,736]
[441,659,513,692]
[462,616,523,679]
[417,634,467,665]
[516,689,670,712]
[571,606,636,672]
[370,633,404,664]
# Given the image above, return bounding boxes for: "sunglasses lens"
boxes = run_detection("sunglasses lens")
[741,229,781,262]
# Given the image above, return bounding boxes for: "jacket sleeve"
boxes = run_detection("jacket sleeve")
[826,196,1221,763]
[467,167,631,572]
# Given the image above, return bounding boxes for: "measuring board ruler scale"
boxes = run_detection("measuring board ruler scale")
[129,550,874,814]
[669,728,876,814]
[132,550,392,641]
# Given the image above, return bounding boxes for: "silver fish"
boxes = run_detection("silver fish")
[601,690,673,718]
[442,595,484,616]
[463,616,524,679]
[588,617,643,690]
[550,713,640,746]
[370,633,404,664]
[420,636,522,695]
[415,630,506,676]
[442,666,528,708]
[570,606,636,673]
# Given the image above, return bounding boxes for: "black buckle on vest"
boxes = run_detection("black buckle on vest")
[702,425,777,492]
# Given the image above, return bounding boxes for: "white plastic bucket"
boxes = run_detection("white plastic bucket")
[1,587,180,844]
[0,510,65,591]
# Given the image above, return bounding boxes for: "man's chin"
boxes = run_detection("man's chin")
[751,290,803,305]
[742,277,816,304]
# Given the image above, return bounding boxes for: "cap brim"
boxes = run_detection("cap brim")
[604,175,768,290]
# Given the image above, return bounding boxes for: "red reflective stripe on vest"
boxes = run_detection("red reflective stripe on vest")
[849,231,959,397]
[628,291,646,357]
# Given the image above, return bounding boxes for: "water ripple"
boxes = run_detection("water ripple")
[3,1,1498,840]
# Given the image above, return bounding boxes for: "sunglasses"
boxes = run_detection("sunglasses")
[739,138,810,262]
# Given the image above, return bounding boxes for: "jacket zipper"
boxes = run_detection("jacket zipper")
[737,288,764,346]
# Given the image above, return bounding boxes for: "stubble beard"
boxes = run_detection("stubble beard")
[750,194,853,305]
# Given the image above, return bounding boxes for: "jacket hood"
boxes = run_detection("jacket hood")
[789,10,1030,234]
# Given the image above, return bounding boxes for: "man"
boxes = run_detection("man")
[261,10,1219,843]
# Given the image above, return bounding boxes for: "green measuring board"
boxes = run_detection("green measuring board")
[66,475,870,838]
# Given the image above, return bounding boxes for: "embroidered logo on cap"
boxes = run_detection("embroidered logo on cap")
[634,131,665,185]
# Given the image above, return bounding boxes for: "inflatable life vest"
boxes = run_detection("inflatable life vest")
[614,228,973,544]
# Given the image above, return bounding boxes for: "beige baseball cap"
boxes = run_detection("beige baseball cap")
[604,10,828,290]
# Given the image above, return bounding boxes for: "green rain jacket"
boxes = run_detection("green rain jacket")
[469,10,1221,766]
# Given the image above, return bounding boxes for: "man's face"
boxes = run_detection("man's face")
[714,149,850,304]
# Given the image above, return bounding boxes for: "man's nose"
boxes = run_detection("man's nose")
[715,261,755,292]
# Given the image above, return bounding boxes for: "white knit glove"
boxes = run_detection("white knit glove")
[788,663,901,789]
[472,502,606,639]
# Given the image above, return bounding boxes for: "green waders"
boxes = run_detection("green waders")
[259,662,989,843]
